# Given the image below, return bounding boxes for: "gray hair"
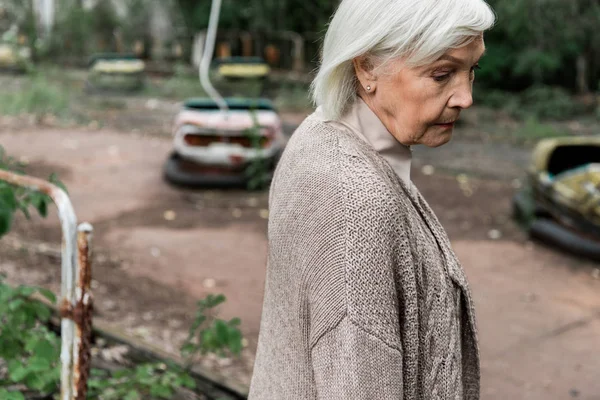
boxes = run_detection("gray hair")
[310,0,496,120]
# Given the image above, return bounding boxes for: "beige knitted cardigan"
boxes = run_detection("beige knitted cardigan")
[249,107,480,399]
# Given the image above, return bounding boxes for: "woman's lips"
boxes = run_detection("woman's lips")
[435,122,455,129]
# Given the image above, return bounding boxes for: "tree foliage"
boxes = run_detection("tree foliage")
[175,0,600,93]
[480,0,600,92]
[175,0,336,34]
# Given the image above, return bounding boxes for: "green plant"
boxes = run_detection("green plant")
[87,363,196,400]
[0,147,65,396]
[0,146,66,237]
[243,110,271,191]
[0,388,25,400]
[181,294,243,361]
[0,278,60,397]
[0,276,199,400]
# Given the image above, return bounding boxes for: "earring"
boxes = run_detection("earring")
[366,85,371,91]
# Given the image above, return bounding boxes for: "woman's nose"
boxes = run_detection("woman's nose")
[448,83,474,110]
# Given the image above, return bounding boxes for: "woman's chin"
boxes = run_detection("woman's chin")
[421,131,453,148]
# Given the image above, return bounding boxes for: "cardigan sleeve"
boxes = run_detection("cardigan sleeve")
[305,174,410,399]
[311,316,403,399]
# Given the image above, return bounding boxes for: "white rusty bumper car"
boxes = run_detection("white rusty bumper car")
[513,136,600,260]
[163,97,285,188]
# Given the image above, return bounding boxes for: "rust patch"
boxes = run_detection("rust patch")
[74,228,94,400]
[59,297,73,319]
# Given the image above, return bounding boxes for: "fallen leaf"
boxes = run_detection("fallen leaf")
[487,229,502,240]
[150,247,161,257]
[203,278,216,288]
[163,210,177,221]
[421,165,435,176]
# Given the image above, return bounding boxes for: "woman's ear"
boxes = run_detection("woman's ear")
[353,56,377,93]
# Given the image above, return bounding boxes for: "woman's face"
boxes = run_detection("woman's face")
[356,37,486,147]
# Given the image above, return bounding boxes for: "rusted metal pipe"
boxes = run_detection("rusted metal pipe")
[73,223,93,400]
[0,170,93,400]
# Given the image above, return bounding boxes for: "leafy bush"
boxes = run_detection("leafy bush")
[476,86,586,121]
[0,276,242,399]
[0,278,60,397]
[89,0,121,52]
[45,4,94,59]
[0,276,199,400]
[87,363,196,400]
[515,85,586,120]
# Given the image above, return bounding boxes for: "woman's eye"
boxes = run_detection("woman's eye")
[470,64,481,75]
[433,73,451,82]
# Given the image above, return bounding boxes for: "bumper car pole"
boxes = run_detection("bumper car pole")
[199,0,229,120]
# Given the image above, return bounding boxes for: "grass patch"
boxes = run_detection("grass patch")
[0,75,71,118]
[511,116,567,145]
[144,72,207,99]
[89,97,129,110]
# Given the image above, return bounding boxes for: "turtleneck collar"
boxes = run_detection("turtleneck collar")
[315,98,412,185]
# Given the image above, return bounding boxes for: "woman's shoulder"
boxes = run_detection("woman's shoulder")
[271,112,411,226]
[280,111,394,186]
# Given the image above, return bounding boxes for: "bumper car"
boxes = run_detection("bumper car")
[86,53,146,93]
[0,43,31,73]
[164,56,285,189]
[513,136,600,260]
[163,97,285,188]
[213,56,271,80]
[211,56,273,98]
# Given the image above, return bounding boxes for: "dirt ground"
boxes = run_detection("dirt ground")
[1,94,600,399]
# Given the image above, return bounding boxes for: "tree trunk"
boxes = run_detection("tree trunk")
[576,54,590,94]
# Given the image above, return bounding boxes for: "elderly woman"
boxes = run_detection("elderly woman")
[249,0,495,398]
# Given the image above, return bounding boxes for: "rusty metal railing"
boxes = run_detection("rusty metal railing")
[0,170,93,400]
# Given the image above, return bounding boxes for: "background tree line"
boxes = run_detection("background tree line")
[176,0,600,94]
[2,0,599,96]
